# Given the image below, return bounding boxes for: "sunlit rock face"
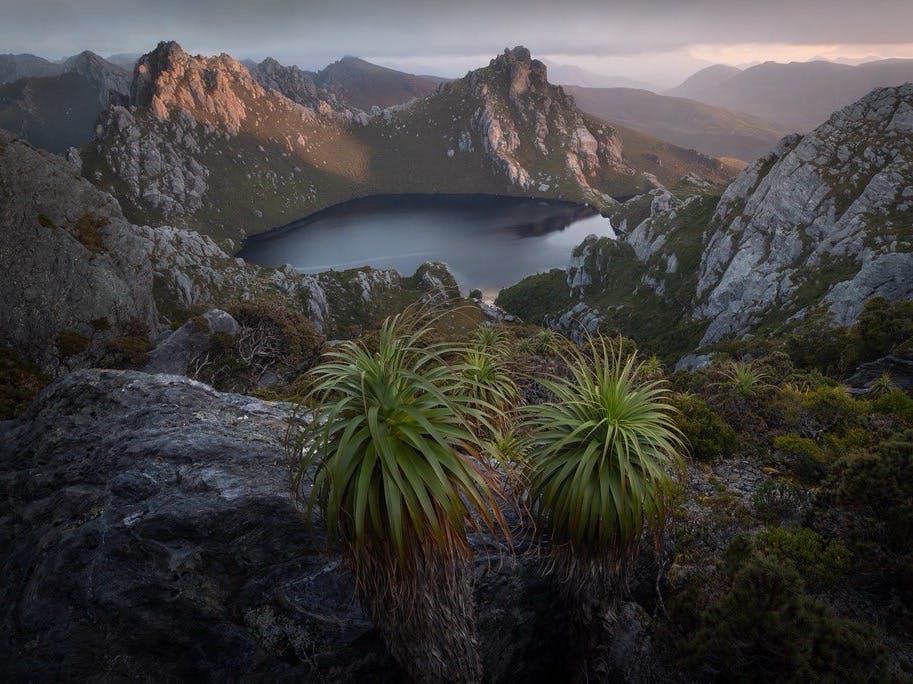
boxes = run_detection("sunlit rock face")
[86,41,732,246]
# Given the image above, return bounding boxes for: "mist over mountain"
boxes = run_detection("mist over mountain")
[566,85,789,161]
[544,62,657,91]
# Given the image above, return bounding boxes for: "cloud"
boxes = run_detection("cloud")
[2,0,912,83]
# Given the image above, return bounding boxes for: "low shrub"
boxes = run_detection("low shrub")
[678,552,887,682]
[55,329,90,361]
[671,393,738,461]
[73,212,109,254]
[870,389,913,422]
[772,433,828,481]
[0,347,50,419]
[105,321,152,368]
[752,479,808,523]
[756,526,851,588]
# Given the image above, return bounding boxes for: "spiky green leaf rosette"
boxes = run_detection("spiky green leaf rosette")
[523,336,685,599]
[291,312,511,682]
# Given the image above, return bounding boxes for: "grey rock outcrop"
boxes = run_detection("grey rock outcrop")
[145,309,239,375]
[249,57,321,109]
[0,369,664,681]
[845,353,913,395]
[694,85,913,344]
[0,131,159,371]
[61,50,130,106]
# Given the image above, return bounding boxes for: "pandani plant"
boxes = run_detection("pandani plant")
[291,311,512,682]
[522,335,685,675]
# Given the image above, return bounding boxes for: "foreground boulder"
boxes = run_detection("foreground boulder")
[1,370,645,681]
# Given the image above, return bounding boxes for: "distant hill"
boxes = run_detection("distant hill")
[667,64,741,100]
[668,59,913,130]
[313,56,439,111]
[106,53,141,71]
[0,53,63,84]
[566,85,789,161]
[248,55,441,113]
[0,51,128,152]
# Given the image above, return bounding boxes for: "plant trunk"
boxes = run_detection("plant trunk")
[355,552,482,683]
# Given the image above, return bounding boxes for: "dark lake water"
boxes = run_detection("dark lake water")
[238,194,616,297]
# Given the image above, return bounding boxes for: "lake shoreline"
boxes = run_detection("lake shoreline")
[237,192,597,251]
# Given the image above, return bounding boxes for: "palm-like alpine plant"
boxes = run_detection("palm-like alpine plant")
[458,345,519,431]
[523,336,684,606]
[292,312,511,682]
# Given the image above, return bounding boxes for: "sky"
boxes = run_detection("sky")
[2,0,913,88]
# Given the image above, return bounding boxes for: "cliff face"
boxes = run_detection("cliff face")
[84,42,736,245]
[0,131,159,371]
[693,83,913,344]
[249,57,321,110]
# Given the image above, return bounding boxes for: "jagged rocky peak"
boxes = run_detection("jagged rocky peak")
[130,40,269,132]
[487,46,551,101]
[249,56,320,108]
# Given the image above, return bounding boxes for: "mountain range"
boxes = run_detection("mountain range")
[498,83,913,361]
[668,58,913,131]
[80,42,735,245]
[565,85,789,161]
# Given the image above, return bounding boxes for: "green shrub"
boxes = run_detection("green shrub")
[871,389,913,421]
[229,300,324,368]
[468,289,482,300]
[772,434,827,481]
[90,317,111,332]
[73,212,109,254]
[834,432,913,554]
[679,553,887,682]
[531,328,563,356]
[848,296,913,364]
[671,393,737,461]
[752,479,808,523]
[795,385,867,436]
[756,526,851,588]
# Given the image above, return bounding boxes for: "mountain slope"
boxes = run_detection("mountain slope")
[83,42,737,246]
[497,85,913,359]
[0,52,128,152]
[669,59,913,131]
[0,53,62,84]
[314,56,439,111]
[0,128,460,372]
[693,83,913,344]
[666,64,742,99]
[566,85,789,160]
